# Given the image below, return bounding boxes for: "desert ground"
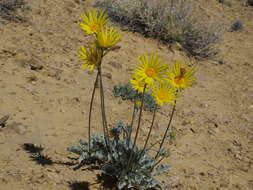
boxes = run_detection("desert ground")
[0,0,252,189]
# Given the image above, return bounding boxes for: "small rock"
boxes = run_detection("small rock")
[218,60,225,65]
[26,75,38,83]
[108,61,122,70]
[199,172,205,176]
[102,73,112,80]
[30,64,43,71]
[15,53,43,71]
[234,153,242,160]
[0,115,10,128]
[199,103,208,108]
[72,97,80,103]
[7,122,27,135]
[190,128,196,133]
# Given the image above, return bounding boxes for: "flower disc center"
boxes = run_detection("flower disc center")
[91,24,99,32]
[145,68,156,77]
[158,91,167,101]
[175,77,185,85]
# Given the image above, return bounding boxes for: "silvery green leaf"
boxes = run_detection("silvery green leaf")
[79,139,88,146]
[157,148,167,157]
[118,180,127,190]
[154,164,171,176]
[78,152,88,163]
[150,179,165,190]
[67,146,82,155]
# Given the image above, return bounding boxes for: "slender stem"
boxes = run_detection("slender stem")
[88,71,99,153]
[98,66,110,151]
[146,138,162,152]
[126,84,147,170]
[151,156,166,171]
[132,84,147,150]
[127,97,137,147]
[99,68,109,137]
[155,101,176,159]
[139,104,158,157]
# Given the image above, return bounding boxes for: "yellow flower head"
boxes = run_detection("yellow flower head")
[80,9,108,34]
[96,25,122,48]
[167,61,196,90]
[152,82,177,106]
[135,100,142,107]
[133,54,168,85]
[78,45,103,71]
[130,77,148,93]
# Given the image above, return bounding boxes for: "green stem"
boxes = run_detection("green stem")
[127,84,147,169]
[88,71,99,153]
[155,101,176,159]
[127,97,137,147]
[139,104,158,157]
[132,84,147,150]
[151,156,165,171]
[98,66,110,151]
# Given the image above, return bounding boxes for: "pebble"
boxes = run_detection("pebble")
[107,61,122,70]
[8,122,27,135]
[102,72,112,80]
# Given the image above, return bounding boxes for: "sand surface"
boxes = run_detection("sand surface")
[0,0,252,189]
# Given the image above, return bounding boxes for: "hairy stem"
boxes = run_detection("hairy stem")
[127,97,137,147]
[151,155,166,171]
[127,84,147,170]
[88,71,99,153]
[139,104,158,157]
[155,101,176,159]
[98,66,110,152]
[132,84,146,150]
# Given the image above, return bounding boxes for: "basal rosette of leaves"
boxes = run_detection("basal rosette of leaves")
[68,122,171,190]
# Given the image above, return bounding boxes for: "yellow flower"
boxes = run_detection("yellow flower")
[152,82,177,106]
[133,54,168,85]
[135,100,142,107]
[167,61,196,89]
[79,9,108,34]
[78,45,103,70]
[96,25,122,48]
[130,78,148,93]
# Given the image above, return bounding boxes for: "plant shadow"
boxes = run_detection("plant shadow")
[21,143,76,167]
[96,173,118,190]
[67,181,90,190]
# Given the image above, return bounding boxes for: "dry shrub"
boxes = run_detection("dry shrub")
[247,0,253,6]
[0,0,27,23]
[96,0,223,60]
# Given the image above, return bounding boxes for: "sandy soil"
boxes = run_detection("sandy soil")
[0,0,252,189]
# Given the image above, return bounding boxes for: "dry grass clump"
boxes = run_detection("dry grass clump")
[247,0,253,6]
[0,0,27,23]
[96,0,222,60]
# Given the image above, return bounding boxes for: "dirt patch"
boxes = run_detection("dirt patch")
[0,0,252,190]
